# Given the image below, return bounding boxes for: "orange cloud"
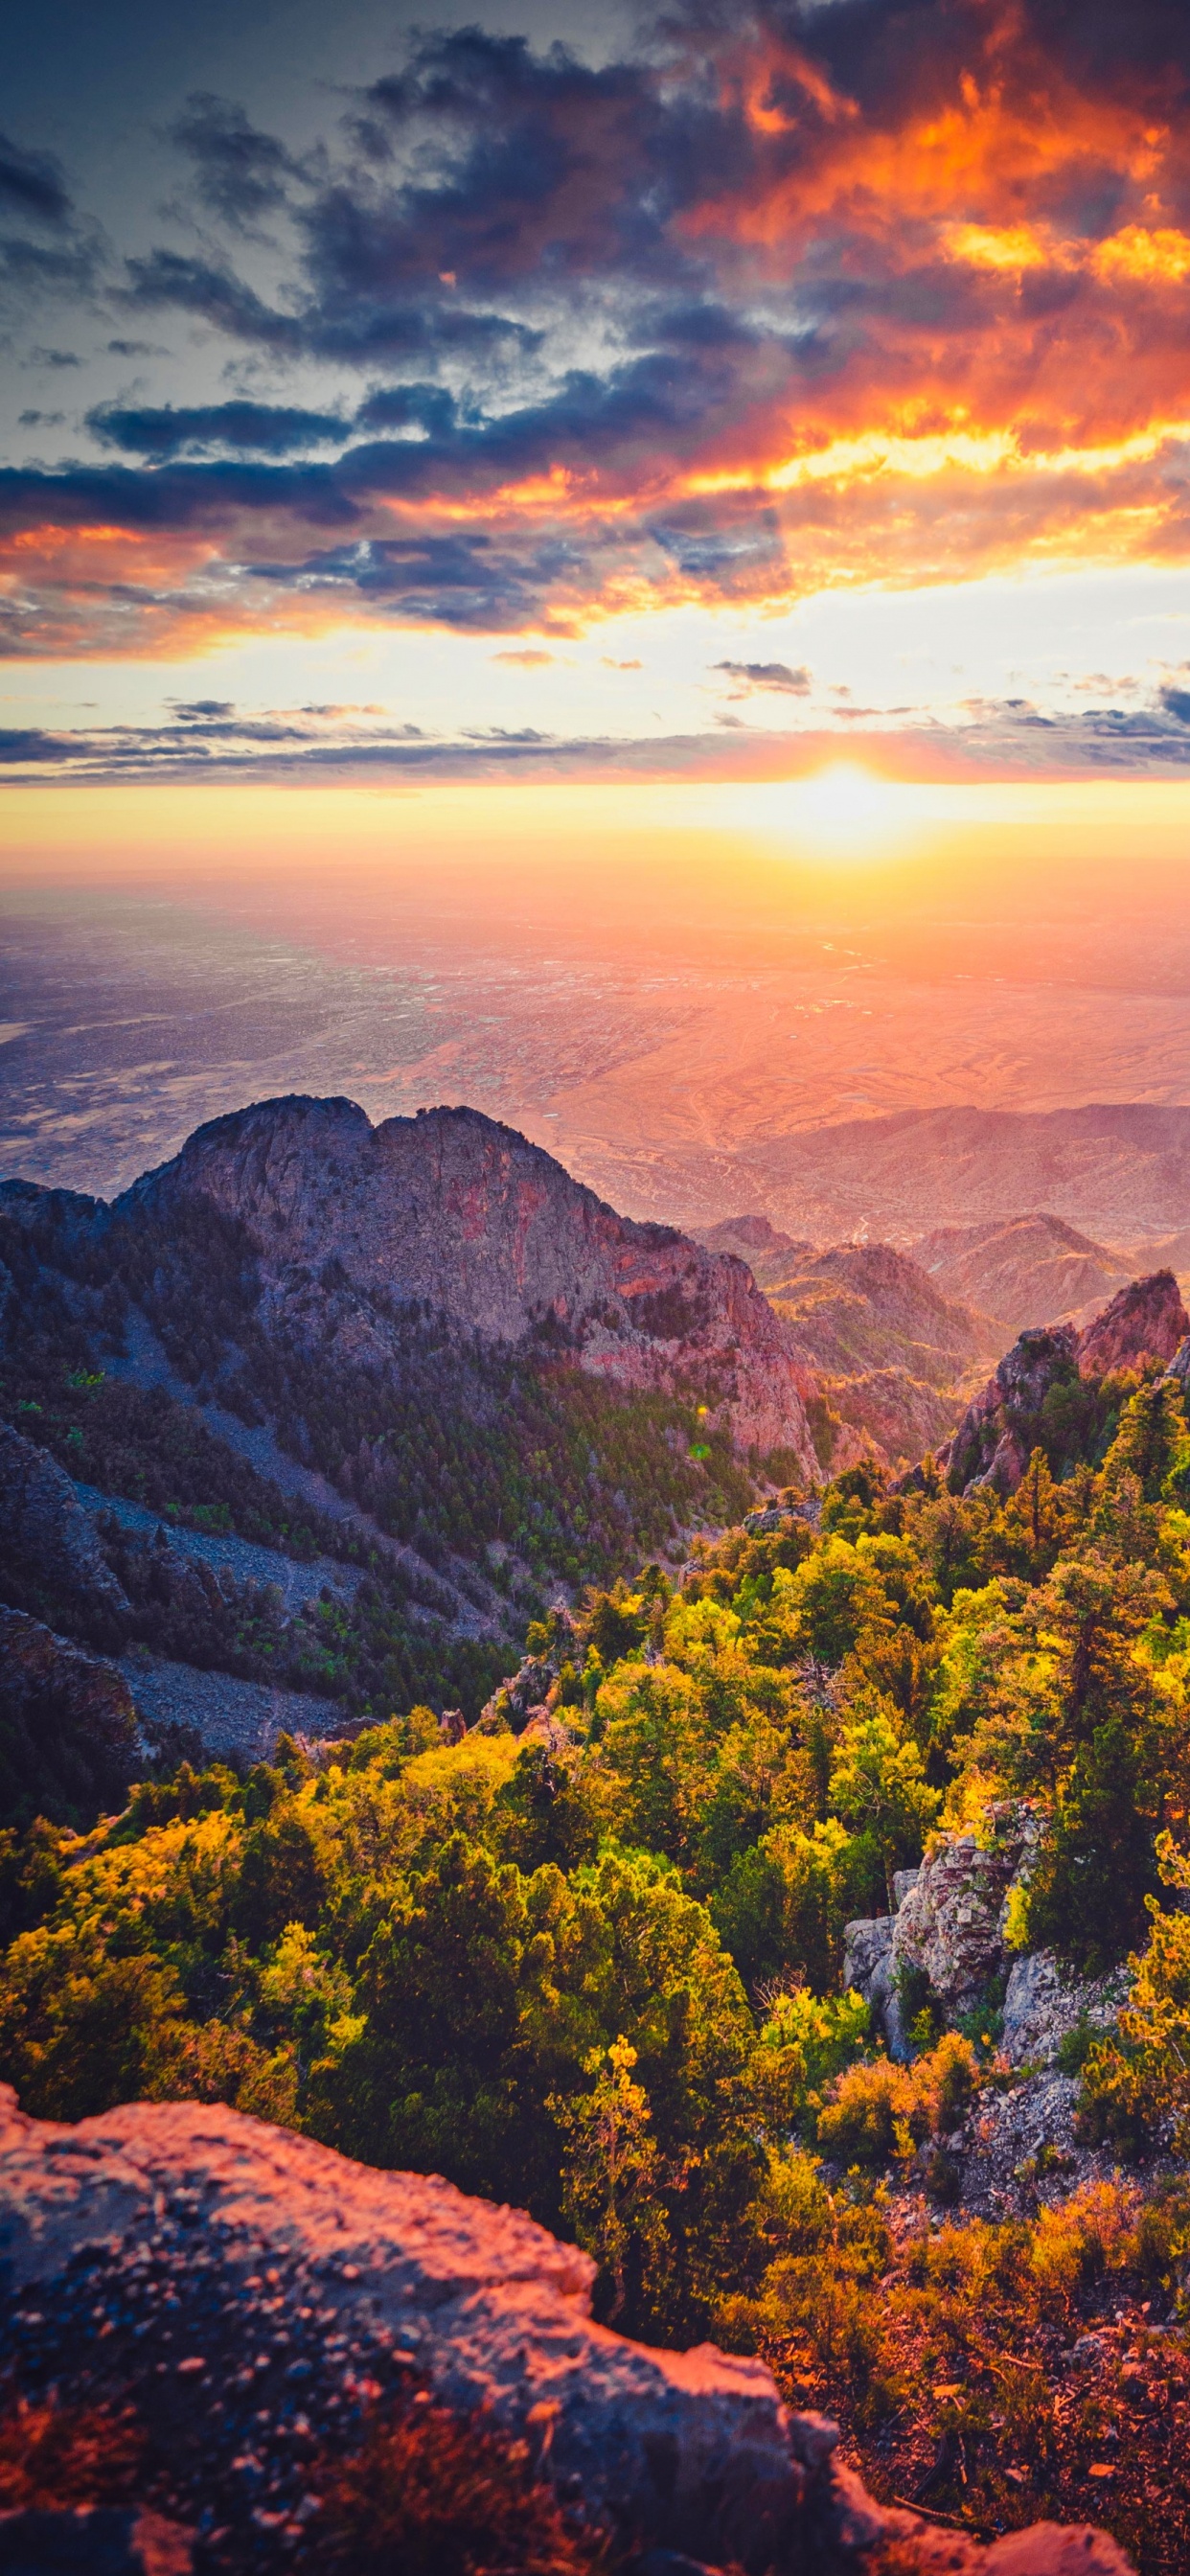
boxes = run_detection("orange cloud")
[6,4,1190,662]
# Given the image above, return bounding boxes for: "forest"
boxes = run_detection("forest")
[3,1358,1190,2562]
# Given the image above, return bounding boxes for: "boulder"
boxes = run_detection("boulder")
[841,1916,893,1995]
[0,2088,1133,2573]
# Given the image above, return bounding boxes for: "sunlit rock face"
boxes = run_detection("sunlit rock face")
[941,1269,1190,1496]
[0,2088,1134,2574]
[1075,1271,1190,1382]
[121,1096,819,1470]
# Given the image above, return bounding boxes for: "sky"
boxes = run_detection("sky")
[4,0,1190,798]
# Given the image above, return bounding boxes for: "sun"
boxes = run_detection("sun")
[689,761,914,855]
[789,761,899,844]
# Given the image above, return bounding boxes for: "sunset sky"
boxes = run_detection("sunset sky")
[5,0,1190,803]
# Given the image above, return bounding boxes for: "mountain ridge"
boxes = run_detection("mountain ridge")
[115,1094,817,1470]
[731,1100,1190,1245]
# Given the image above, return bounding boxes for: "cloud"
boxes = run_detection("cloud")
[0,132,103,308]
[88,400,348,460]
[713,660,812,695]
[8,675,1190,788]
[0,132,74,226]
[8,4,1190,686]
[492,648,555,666]
[169,93,309,231]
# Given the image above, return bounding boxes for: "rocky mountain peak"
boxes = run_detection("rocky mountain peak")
[1075,1268,1189,1380]
[941,1270,1190,1495]
[120,1096,817,1467]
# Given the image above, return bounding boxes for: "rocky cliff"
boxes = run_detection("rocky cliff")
[0,2086,1133,2575]
[119,1098,817,1469]
[941,1271,1190,1494]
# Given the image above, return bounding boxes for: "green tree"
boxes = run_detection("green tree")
[554,2037,673,2325]
[1101,1380,1190,1505]
[828,1700,940,1909]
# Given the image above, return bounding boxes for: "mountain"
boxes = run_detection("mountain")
[761,1239,999,1473]
[0,1098,816,1756]
[910,1212,1131,1332]
[731,1102,1190,1244]
[941,1270,1190,1493]
[765,1241,995,1383]
[121,1097,816,1464]
[694,1212,814,1288]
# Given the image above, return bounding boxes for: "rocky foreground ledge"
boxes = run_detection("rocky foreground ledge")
[0,2086,1132,2574]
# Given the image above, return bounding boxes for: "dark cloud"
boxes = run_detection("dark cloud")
[1158,682,1190,725]
[123,248,305,349]
[169,93,308,231]
[0,132,73,227]
[0,726,76,764]
[241,528,568,631]
[0,130,103,309]
[88,399,348,460]
[354,384,458,439]
[17,409,66,427]
[0,454,359,541]
[713,660,812,695]
[24,346,80,367]
[121,243,537,368]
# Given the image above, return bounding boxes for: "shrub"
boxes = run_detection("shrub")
[315,2402,602,2576]
[816,2058,921,2166]
[916,2031,979,2135]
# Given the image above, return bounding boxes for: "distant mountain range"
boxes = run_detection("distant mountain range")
[724,1103,1190,1246]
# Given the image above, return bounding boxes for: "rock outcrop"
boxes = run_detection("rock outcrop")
[894,1811,1038,2014]
[1075,1269,1190,1381]
[0,2088,1133,2573]
[845,1822,1129,2076]
[942,1271,1190,1494]
[1000,1949,1129,2071]
[845,1817,1038,2056]
[941,1322,1080,1495]
[118,1098,818,1469]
